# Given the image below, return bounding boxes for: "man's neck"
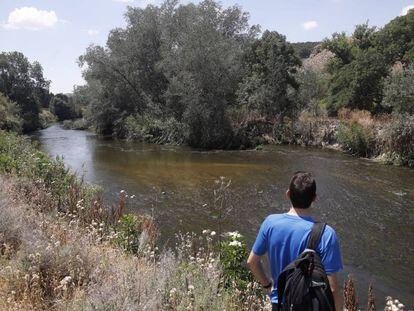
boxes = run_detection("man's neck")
[287,206,312,217]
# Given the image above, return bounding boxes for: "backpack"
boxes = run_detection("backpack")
[276,222,335,311]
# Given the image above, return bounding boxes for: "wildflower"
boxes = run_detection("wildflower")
[202,229,210,235]
[60,276,72,286]
[188,285,194,291]
[229,240,242,247]
[120,190,126,194]
[130,195,136,199]
[210,231,216,237]
[228,231,242,239]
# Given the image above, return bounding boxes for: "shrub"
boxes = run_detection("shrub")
[382,64,414,115]
[380,113,414,167]
[62,118,90,130]
[115,115,188,145]
[337,121,375,157]
[219,231,254,290]
[0,93,22,133]
[39,109,57,129]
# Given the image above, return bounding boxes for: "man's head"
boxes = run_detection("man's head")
[287,171,316,209]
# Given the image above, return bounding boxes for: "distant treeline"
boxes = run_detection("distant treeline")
[0,52,82,133]
[291,41,320,58]
[1,0,414,154]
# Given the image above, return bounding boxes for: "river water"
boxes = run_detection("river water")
[32,125,414,306]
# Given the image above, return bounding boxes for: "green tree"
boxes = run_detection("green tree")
[159,0,253,148]
[375,9,414,65]
[0,52,50,131]
[50,93,78,121]
[236,30,301,119]
[382,64,414,115]
[323,25,388,114]
[0,93,22,132]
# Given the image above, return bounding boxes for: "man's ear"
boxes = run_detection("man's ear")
[286,190,290,200]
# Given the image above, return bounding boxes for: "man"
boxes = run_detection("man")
[247,171,343,311]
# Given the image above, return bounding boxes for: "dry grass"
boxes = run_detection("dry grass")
[0,176,267,311]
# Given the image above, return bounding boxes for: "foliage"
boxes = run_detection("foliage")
[79,0,256,148]
[382,64,414,115]
[219,231,254,290]
[375,9,414,65]
[380,113,414,167]
[295,68,329,111]
[62,118,90,130]
[336,120,375,157]
[0,52,51,132]
[39,109,57,129]
[115,214,142,254]
[113,115,187,144]
[291,41,320,59]
[0,93,22,132]
[50,93,79,121]
[237,30,301,119]
[323,25,388,114]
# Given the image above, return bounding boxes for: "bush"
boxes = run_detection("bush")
[0,93,22,133]
[62,118,90,130]
[39,109,57,129]
[380,113,414,167]
[337,121,375,157]
[115,115,188,145]
[382,64,414,115]
[50,94,78,121]
[219,231,254,290]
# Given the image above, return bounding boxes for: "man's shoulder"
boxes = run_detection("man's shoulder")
[323,224,338,237]
[320,223,340,246]
[263,213,285,224]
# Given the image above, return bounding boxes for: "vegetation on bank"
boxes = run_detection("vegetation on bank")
[0,131,408,310]
[73,0,413,165]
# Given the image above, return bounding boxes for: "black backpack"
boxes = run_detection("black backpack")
[276,222,335,311]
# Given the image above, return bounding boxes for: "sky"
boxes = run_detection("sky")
[1,0,414,94]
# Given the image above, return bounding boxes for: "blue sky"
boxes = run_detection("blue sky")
[1,0,413,93]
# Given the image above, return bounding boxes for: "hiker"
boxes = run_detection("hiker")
[247,171,343,311]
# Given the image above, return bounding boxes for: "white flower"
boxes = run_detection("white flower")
[202,229,210,235]
[210,231,216,237]
[228,231,242,239]
[120,190,126,194]
[188,285,194,291]
[229,240,242,247]
[60,276,72,286]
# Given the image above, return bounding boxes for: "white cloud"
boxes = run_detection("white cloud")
[302,20,318,31]
[3,7,58,30]
[87,29,99,36]
[401,5,414,16]
[113,0,134,3]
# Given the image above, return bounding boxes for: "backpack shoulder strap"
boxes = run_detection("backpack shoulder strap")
[307,222,326,250]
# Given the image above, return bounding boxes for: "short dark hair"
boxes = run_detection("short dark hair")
[289,171,316,209]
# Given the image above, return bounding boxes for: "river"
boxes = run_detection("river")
[32,124,414,306]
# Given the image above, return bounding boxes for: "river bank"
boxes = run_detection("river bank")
[63,108,414,169]
[0,131,268,310]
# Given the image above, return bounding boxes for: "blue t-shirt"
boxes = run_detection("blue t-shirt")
[252,213,343,303]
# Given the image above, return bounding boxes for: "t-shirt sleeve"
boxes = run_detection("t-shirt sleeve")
[252,217,269,256]
[320,227,343,275]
